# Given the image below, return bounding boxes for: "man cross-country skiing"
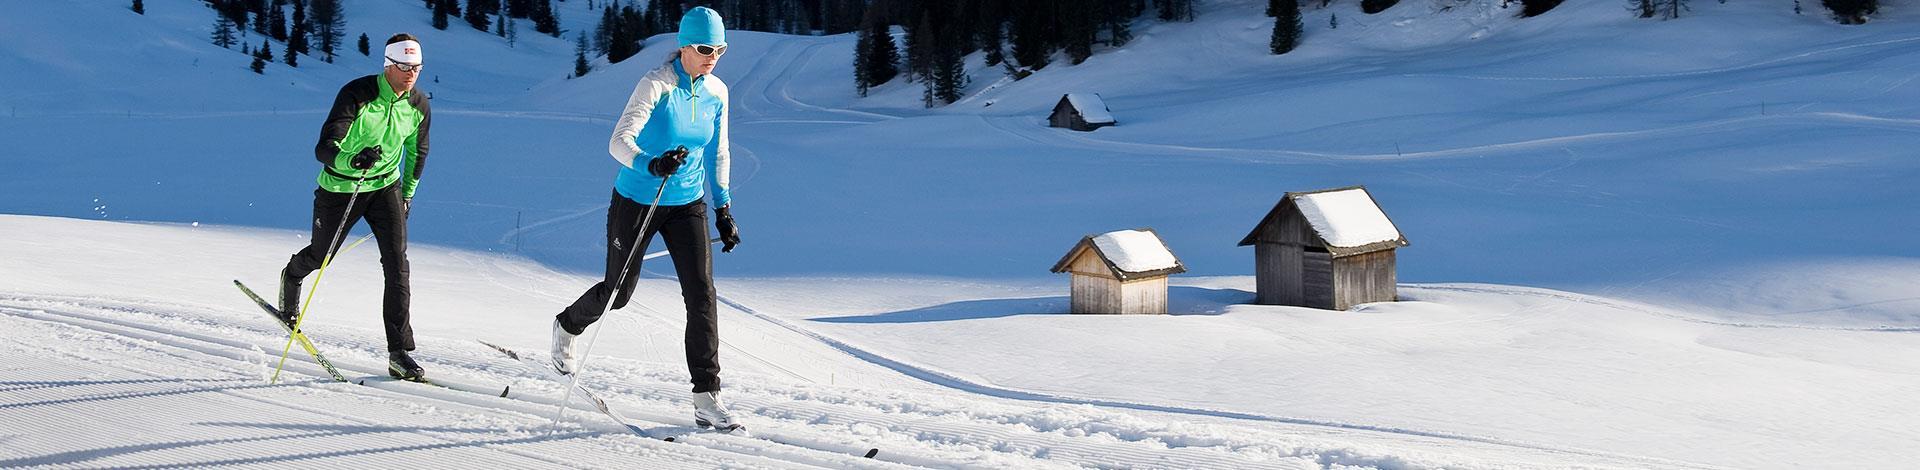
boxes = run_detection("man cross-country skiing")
[277,34,432,382]
[548,7,745,432]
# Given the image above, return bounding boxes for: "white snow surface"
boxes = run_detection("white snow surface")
[1294,188,1404,248]
[1064,93,1116,124]
[1090,229,1180,273]
[5,0,1920,467]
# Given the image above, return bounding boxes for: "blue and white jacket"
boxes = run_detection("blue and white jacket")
[607,57,731,208]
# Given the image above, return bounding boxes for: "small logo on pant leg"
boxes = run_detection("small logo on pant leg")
[314,218,323,229]
[611,237,623,251]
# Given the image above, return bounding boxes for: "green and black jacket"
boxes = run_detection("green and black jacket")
[313,75,431,197]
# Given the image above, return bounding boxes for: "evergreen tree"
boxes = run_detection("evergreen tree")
[497,10,509,37]
[358,33,370,55]
[1104,0,1135,47]
[852,4,898,97]
[1823,0,1875,23]
[1361,0,1398,13]
[1330,12,1338,28]
[975,0,1007,67]
[466,0,494,31]
[1518,0,1563,16]
[309,0,345,63]
[1632,0,1655,18]
[253,41,272,73]
[1063,0,1097,65]
[132,0,144,15]
[574,33,593,77]
[594,5,616,55]
[533,0,561,37]
[253,10,270,36]
[433,0,452,30]
[289,0,309,55]
[1663,0,1688,18]
[928,15,968,106]
[1157,0,1194,21]
[1271,0,1302,55]
[212,17,238,49]
[905,12,931,82]
[284,38,300,66]
[269,1,287,41]
[1009,1,1051,70]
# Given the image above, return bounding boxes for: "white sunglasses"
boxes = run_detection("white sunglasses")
[688,44,727,57]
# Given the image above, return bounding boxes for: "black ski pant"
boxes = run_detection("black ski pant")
[557,191,720,393]
[283,183,414,353]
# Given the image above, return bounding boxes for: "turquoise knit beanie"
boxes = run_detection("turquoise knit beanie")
[678,7,726,47]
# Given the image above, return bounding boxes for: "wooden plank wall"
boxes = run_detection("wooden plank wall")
[1070,274,1114,314]
[1332,250,1397,310]
[1255,243,1303,306]
[1119,277,1169,314]
[1303,249,1334,309]
[1252,203,1315,246]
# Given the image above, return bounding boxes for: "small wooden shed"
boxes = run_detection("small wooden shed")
[1050,228,1186,314]
[1049,93,1116,131]
[1237,186,1409,311]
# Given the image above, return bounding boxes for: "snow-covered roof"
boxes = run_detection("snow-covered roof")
[1092,229,1180,273]
[1052,228,1186,280]
[1063,93,1116,124]
[1295,188,1402,248]
[1238,186,1409,257]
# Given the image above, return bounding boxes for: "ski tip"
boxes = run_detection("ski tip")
[864,449,878,458]
[663,437,676,442]
[499,385,511,398]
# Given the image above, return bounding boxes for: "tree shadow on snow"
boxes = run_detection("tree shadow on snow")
[810,286,1255,324]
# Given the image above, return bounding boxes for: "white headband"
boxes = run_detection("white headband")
[383,40,422,67]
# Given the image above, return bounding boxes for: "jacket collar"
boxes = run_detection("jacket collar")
[377,73,406,101]
[671,58,702,91]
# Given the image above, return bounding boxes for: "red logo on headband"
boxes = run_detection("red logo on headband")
[404,48,417,54]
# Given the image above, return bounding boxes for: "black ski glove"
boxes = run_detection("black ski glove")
[350,146,382,170]
[647,146,690,177]
[403,198,412,218]
[714,205,740,253]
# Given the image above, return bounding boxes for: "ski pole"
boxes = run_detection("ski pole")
[272,174,368,383]
[554,160,677,428]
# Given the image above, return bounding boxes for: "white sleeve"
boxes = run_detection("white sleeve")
[607,67,672,168]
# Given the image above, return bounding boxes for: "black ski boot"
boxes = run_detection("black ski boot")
[388,350,427,382]
[276,268,301,329]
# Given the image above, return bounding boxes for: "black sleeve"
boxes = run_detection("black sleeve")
[409,93,431,180]
[313,77,375,166]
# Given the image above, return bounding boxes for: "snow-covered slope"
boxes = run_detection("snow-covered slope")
[4,0,1920,467]
[1,215,1713,469]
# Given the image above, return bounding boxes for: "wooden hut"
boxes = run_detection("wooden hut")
[1237,186,1408,310]
[1049,93,1116,131]
[1050,228,1186,314]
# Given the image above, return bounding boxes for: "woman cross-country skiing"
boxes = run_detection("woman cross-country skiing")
[548,7,745,432]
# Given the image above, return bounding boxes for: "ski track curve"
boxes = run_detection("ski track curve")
[0,299,919,469]
[0,291,1678,469]
[700,291,1726,470]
